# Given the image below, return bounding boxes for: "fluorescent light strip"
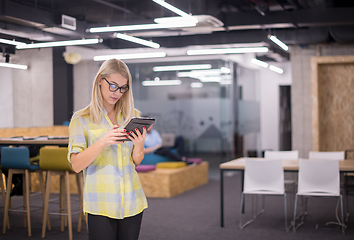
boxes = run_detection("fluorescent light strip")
[269,65,284,74]
[251,58,268,68]
[89,21,196,33]
[187,47,268,55]
[153,64,212,72]
[269,35,289,51]
[116,33,160,49]
[152,0,197,23]
[16,39,101,49]
[191,82,203,88]
[177,68,230,77]
[142,80,181,86]
[0,38,26,46]
[94,52,166,61]
[198,77,220,82]
[0,62,28,70]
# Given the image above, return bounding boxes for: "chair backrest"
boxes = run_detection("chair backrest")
[297,158,340,196]
[264,150,299,159]
[0,147,31,169]
[308,151,345,161]
[39,147,73,171]
[244,158,284,194]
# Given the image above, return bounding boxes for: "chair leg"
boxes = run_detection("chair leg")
[60,175,65,232]
[239,192,245,229]
[340,195,346,234]
[65,171,73,240]
[22,174,27,229]
[284,193,288,231]
[76,173,83,232]
[0,169,10,229]
[25,170,31,237]
[293,194,298,232]
[42,171,52,238]
[37,170,51,230]
[0,169,6,207]
[3,170,13,234]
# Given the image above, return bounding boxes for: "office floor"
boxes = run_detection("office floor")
[1,152,353,240]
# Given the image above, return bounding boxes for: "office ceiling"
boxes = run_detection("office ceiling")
[1,0,354,61]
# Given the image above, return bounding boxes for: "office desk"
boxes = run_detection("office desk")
[219,157,354,227]
[0,138,69,147]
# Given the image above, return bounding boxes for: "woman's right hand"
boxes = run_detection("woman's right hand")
[98,125,127,147]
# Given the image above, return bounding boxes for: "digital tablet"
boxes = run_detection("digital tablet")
[124,117,155,141]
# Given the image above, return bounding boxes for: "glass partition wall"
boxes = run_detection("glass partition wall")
[128,60,259,158]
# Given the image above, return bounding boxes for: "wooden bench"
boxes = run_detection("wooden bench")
[138,161,209,198]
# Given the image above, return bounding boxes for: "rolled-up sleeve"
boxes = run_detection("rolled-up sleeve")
[67,116,87,163]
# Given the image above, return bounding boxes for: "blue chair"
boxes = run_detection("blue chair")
[1,147,46,237]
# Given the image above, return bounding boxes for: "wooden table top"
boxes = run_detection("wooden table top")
[220,157,354,172]
[0,138,69,146]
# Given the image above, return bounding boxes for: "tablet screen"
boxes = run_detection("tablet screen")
[123,117,155,141]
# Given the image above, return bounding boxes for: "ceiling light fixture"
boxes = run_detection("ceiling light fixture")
[177,68,231,77]
[16,39,102,49]
[152,0,198,23]
[115,33,160,49]
[251,58,268,68]
[269,65,284,74]
[89,21,196,33]
[153,64,212,72]
[0,62,28,70]
[187,47,268,55]
[191,82,203,88]
[269,35,289,51]
[142,79,181,86]
[0,38,26,46]
[93,52,167,61]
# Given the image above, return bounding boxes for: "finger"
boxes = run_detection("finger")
[135,128,142,137]
[142,127,147,138]
[129,130,138,139]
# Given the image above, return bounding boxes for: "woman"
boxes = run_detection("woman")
[68,59,147,240]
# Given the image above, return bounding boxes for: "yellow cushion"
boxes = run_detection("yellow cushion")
[156,162,187,169]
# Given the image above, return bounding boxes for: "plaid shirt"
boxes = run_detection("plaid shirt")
[67,109,147,219]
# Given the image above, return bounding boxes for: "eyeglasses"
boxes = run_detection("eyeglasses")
[103,78,129,93]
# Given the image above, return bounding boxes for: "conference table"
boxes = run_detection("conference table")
[219,157,354,227]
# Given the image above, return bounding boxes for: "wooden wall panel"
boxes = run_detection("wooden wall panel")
[312,56,354,151]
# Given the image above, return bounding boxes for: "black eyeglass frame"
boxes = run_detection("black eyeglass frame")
[103,78,129,93]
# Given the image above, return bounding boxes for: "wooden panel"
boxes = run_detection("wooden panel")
[138,162,209,198]
[312,56,354,151]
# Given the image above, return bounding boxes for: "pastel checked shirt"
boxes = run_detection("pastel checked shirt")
[67,109,148,219]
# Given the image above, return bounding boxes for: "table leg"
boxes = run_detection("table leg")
[241,171,245,213]
[220,169,224,227]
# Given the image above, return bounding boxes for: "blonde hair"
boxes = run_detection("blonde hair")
[78,59,135,126]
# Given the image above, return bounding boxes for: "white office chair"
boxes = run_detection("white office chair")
[309,151,345,161]
[240,158,289,231]
[293,159,346,234]
[264,150,299,200]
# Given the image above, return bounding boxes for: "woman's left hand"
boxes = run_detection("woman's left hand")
[128,127,147,153]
